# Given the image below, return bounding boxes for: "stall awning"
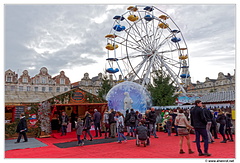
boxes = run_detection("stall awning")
[53,103,107,106]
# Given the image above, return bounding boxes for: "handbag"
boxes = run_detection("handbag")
[118,124,124,133]
[178,127,189,135]
[62,122,67,126]
[177,116,189,135]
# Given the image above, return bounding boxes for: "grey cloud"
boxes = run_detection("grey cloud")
[4,4,235,82]
[4,4,122,76]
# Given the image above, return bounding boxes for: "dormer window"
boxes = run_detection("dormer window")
[23,77,28,83]
[60,78,65,84]
[42,77,46,84]
[6,77,12,82]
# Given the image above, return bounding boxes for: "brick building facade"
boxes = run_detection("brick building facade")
[187,71,235,94]
[5,67,71,93]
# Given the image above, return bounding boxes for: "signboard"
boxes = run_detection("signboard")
[177,95,201,105]
[71,90,85,103]
[231,110,235,120]
[14,106,25,119]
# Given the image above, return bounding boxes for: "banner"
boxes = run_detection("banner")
[176,95,201,105]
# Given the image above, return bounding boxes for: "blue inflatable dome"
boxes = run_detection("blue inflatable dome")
[106,81,152,114]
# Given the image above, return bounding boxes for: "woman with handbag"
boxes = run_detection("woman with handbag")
[175,109,194,154]
[82,111,93,141]
[60,112,69,136]
[114,111,127,143]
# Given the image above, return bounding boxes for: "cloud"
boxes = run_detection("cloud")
[4,4,121,76]
[4,4,235,83]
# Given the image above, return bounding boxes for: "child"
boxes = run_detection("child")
[114,111,127,143]
[76,117,84,146]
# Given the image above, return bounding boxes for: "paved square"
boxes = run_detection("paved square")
[5,138,48,151]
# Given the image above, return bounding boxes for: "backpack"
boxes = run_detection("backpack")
[129,114,136,123]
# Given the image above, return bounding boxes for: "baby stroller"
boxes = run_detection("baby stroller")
[136,124,149,147]
[136,135,149,147]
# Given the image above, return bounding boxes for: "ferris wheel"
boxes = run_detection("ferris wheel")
[105,5,190,93]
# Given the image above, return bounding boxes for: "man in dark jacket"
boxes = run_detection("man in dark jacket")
[124,109,131,136]
[190,100,211,156]
[15,113,28,143]
[203,105,214,143]
[93,109,102,137]
[128,108,137,137]
[109,109,116,138]
[148,108,158,138]
[216,111,227,143]
[210,110,219,139]
[170,109,178,136]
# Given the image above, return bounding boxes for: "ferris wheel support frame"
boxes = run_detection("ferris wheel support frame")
[157,55,186,94]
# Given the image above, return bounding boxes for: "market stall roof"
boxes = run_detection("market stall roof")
[5,87,107,105]
[200,90,235,103]
[54,103,107,106]
[45,87,107,105]
[5,91,64,104]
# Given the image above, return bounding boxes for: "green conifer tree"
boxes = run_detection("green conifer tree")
[98,75,112,100]
[148,70,178,106]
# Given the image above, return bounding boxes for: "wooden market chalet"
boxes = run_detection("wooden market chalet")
[5,87,107,134]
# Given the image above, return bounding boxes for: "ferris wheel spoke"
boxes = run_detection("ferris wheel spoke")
[118,54,146,60]
[160,56,182,68]
[133,11,156,51]
[108,36,144,53]
[125,27,150,52]
[157,56,186,93]
[140,53,159,86]
[124,17,148,49]
[159,54,182,69]
[127,56,149,81]
[155,33,175,51]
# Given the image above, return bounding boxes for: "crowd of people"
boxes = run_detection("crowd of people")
[64,107,159,146]
[156,101,234,156]
[27,102,233,156]
[78,102,233,156]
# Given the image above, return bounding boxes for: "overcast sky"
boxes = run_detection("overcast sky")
[4,3,236,83]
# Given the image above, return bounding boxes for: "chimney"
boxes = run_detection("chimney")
[109,74,113,80]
